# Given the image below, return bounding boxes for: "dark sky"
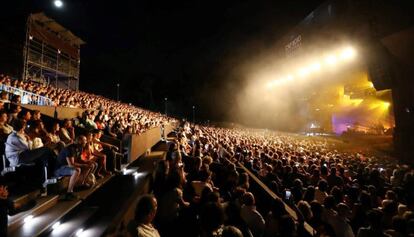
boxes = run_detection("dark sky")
[1,0,323,123]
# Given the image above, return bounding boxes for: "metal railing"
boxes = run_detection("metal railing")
[0,84,54,106]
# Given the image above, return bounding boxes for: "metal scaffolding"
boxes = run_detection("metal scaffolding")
[23,13,85,90]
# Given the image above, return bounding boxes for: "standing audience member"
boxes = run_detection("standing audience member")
[240,192,265,237]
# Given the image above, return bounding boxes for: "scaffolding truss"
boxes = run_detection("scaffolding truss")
[23,12,85,90]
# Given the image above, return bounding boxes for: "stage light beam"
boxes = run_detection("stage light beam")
[382,102,391,109]
[310,62,321,72]
[266,81,274,89]
[324,55,337,66]
[298,67,310,78]
[340,46,356,60]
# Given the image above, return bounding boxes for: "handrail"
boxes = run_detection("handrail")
[238,164,317,236]
[0,84,54,106]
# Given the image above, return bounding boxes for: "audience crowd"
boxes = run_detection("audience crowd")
[1,74,414,237]
[127,122,414,237]
[0,74,176,200]
[0,74,175,136]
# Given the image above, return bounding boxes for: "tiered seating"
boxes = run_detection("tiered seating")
[0,74,177,236]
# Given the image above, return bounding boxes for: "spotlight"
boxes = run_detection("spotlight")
[266,81,274,89]
[298,67,310,77]
[54,0,63,8]
[324,55,337,66]
[75,228,84,236]
[368,81,374,88]
[340,46,356,60]
[310,62,321,72]
[52,221,61,230]
[382,102,391,109]
[24,215,34,224]
[286,75,294,81]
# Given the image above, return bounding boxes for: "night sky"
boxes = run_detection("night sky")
[1,0,323,124]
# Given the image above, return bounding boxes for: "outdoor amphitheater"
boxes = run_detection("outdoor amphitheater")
[1,1,414,237]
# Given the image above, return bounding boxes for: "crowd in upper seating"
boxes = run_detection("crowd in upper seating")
[127,122,414,237]
[0,74,175,136]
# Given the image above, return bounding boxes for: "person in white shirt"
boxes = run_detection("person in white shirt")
[240,192,265,237]
[330,203,355,237]
[134,195,160,237]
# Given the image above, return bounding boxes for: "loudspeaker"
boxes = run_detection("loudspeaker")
[367,41,395,90]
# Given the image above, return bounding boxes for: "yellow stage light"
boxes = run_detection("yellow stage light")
[382,102,391,109]
[340,46,356,60]
[266,81,274,89]
[298,67,310,77]
[310,62,321,72]
[368,81,374,88]
[324,55,337,66]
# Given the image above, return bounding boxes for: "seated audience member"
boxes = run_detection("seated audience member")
[0,91,9,103]
[46,121,65,149]
[240,192,265,237]
[314,180,328,204]
[26,120,48,148]
[152,160,169,198]
[264,198,289,237]
[10,95,21,104]
[55,136,93,200]
[31,110,42,122]
[76,137,98,186]
[192,169,214,197]
[17,110,31,123]
[330,203,355,237]
[85,132,109,178]
[7,104,21,126]
[85,112,98,130]
[357,209,392,237]
[156,170,189,234]
[0,110,13,138]
[129,195,160,237]
[92,129,120,172]
[59,119,75,144]
[221,225,244,237]
[279,215,298,237]
[5,119,56,189]
[200,202,226,237]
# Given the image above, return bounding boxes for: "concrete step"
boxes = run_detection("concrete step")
[8,195,59,233]
[8,175,113,237]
